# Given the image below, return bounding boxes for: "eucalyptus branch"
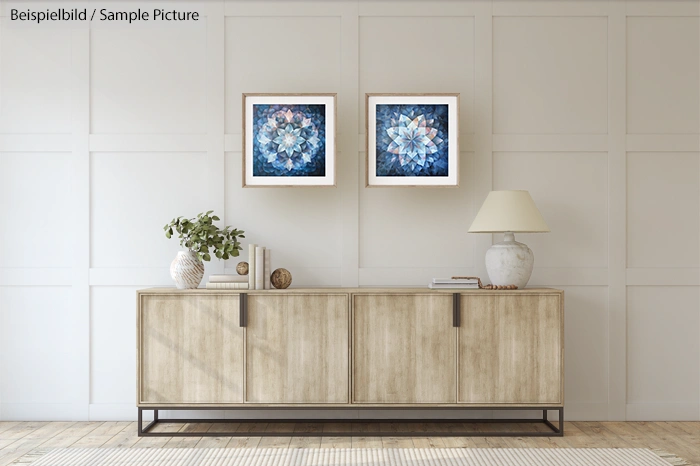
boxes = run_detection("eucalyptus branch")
[164,211,245,262]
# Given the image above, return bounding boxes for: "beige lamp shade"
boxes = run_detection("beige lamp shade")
[468,190,550,233]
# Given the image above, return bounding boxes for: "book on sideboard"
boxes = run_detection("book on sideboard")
[255,246,265,290]
[205,282,249,289]
[209,274,248,283]
[248,244,256,290]
[264,249,271,290]
[428,282,480,289]
[432,278,479,284]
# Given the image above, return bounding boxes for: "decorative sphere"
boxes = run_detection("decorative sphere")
[270,268,292,289]
[236,262,249,275]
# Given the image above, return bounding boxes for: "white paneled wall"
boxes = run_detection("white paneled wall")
[0,0,698,422]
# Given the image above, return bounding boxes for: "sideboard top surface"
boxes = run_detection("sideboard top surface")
[137,287,563,295]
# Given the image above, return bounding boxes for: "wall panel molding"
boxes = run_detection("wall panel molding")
[627,268,700,286]
[359,1,479,16]
[626,134,700,152]
[0,135,71,152]
[206,0,226,279]
[493,0,612,17]
[607,0,628,421]
[626,0,700,17]
[339,2,360,287]
[89,134,207,152]
[70,26,91,421]
[473,1,493,280]
[0,269,73,287]
[225,1,346,16]
[493,134,608,152]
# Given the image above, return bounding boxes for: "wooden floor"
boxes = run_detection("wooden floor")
[0,421,697,465]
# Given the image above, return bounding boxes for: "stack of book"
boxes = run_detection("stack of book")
[205,274,249,290]
[428,278,480,289]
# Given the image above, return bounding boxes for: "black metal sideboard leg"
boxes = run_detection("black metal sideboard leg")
[542,408,564,437]
[138,408,159,437]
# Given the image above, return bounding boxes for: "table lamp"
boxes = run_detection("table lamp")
[468,190,550,288]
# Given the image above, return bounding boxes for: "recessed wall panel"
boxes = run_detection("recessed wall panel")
[627,286,700,405]
[224,17,341,134]
[627,17,700,134]
[90,152,211,268]
[0,287,80,404]
[0,153,73,268]
[90,24,207,134]
[493,17,607,134]
[0,28,72,134]
[359,16,475,133]
[493,152,608,268]
[627,152,700,268]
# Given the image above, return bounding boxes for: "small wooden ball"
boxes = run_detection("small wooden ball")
[236,262,249,275]
[270,268,292,289]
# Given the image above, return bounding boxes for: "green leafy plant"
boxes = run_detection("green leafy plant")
[164,211,245,262]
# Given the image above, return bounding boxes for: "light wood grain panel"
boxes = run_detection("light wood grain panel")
[138,294,243,404]
[352,294,456,403]
[245,294,349,403]
[459,293,563,404]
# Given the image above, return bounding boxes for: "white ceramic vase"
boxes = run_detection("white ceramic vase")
[484,232,535,289]
[170,250,204,289]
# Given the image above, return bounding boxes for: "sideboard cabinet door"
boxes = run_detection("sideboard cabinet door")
[352,294,456,404]
[245,294,350,403]
[458,294,563,404]
[138,294,244,404]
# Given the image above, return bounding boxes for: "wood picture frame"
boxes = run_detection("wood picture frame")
[365,93,460,187]
[243,93,337,187]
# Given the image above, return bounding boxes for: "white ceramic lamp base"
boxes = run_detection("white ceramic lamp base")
[485,232,534,289]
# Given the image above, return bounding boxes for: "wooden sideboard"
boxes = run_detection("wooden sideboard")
[136,288,564,437]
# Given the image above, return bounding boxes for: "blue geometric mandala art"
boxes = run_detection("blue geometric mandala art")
[252,104,326,177]
[375,104,449,177]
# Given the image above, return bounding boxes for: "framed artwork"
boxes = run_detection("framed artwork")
[243,93,336,187]
[366,93,459,187]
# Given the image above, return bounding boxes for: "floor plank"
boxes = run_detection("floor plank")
[71,422,130,448]
[101,422,140,449]
[351,436,382,448]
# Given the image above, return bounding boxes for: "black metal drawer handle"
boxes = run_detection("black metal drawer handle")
[453,293,460,327]
[240,293,247,327]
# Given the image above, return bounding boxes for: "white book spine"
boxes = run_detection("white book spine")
[206,282,249,289]
[209,275,248,283]
[255,246,265,290]
[264,249,271,290]
[248,244,256,290]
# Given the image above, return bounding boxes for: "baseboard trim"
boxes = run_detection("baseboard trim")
[89,403,141,421]
[1,403,88,421]
[626,402,700,421]
[564,402,609,421]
